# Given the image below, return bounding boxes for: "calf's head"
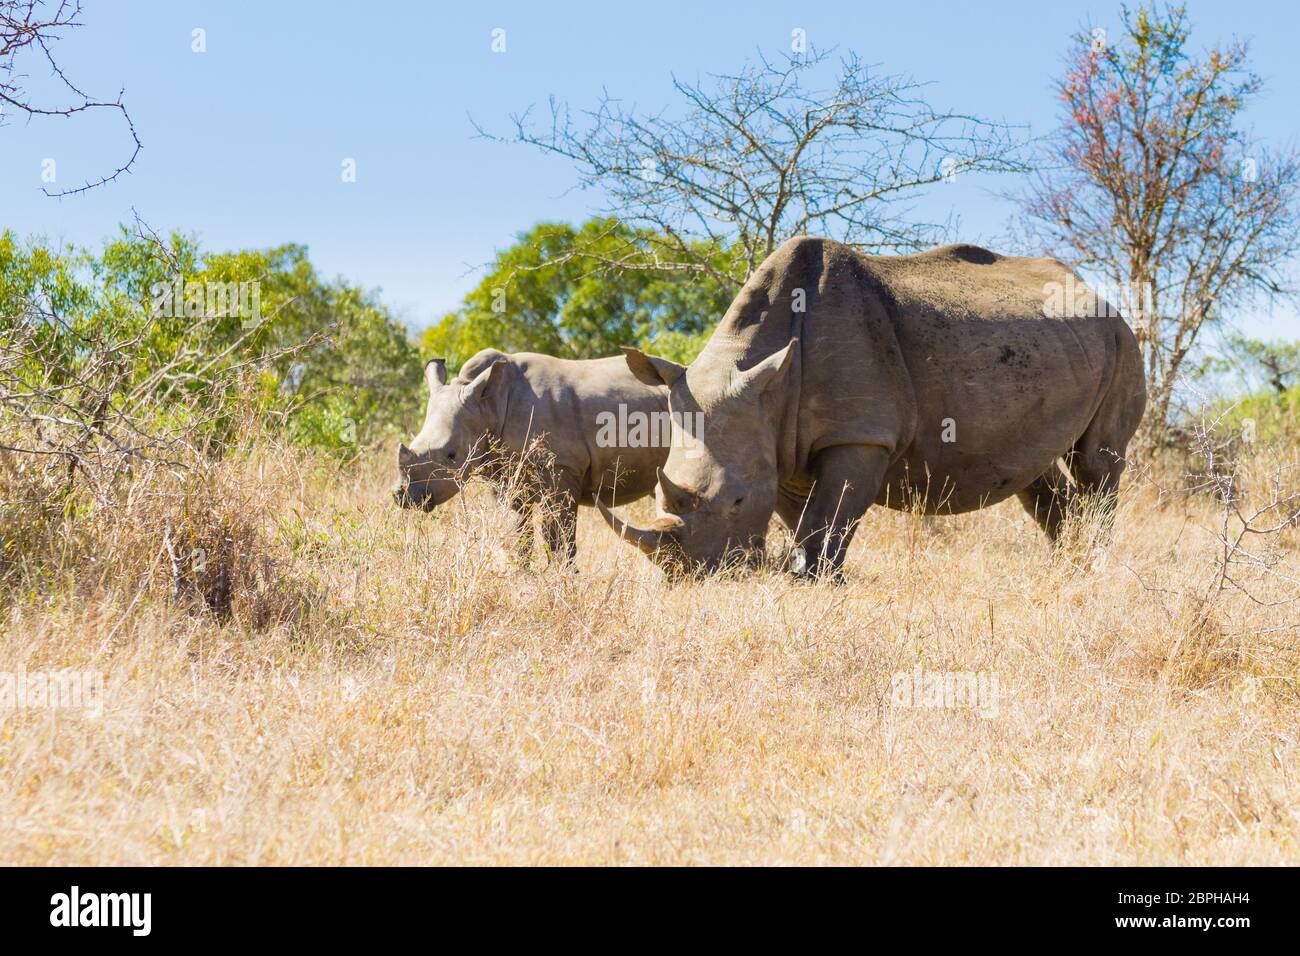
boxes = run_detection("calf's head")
[393,355,511,511]
[603,341,796,573]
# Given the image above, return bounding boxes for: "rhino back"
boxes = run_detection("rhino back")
[865,246,1134,510]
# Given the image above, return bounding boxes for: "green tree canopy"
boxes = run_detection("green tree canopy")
[1,227,423,453]
[421,218,738,370]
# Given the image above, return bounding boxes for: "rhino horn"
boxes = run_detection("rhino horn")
[595,496,682,559]
[398,443,415,467]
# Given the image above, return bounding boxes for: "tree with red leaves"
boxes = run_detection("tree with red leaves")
[1020,3,1300,445]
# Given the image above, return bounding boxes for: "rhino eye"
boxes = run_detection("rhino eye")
[733,496,744,507]
[447,452,456,461]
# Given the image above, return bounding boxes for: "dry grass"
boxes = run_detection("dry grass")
[1,442,1298,865]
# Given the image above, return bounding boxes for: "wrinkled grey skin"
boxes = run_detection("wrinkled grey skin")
[394,349,667,562]
[602,237,1147,578]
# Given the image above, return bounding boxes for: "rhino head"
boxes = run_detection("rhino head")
[600,340,797,573]
[393,354,512,511]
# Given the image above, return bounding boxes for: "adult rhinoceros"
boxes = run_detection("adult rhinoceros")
[600,237,1147,578]
[394,349,667,562]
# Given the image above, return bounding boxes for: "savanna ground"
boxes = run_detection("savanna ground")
[1,437,1298,866]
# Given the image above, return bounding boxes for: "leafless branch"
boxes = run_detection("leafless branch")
[1,0,142,196]
[479,48,1028,284]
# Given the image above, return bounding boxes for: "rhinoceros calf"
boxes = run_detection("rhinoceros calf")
[393,349,668,562]
[603,237,1147,577]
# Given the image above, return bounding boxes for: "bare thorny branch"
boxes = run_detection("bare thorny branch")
[1122,397,1300,620]
[477,47,1029,286]
[1185,415,1300,606]
[1,0,141,196]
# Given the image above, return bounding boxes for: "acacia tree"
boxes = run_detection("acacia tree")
[1019,3,1300,443]
[486,48,1026,286]
[1,0,140,195]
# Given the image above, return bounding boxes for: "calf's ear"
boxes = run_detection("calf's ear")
[424,358,447,388]
[621,346,686,388]
[461,357,510,405]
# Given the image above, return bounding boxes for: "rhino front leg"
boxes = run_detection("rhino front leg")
[496,487,536,567]
[794,444,891,579]
[774,481,811,533]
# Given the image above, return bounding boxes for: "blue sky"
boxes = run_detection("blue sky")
[2,0,1297,337]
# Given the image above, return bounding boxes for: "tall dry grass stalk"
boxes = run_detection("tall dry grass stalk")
[0,426,1297,864]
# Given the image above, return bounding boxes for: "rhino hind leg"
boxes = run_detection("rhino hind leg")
[1017,466,1075,542]
[538,472,581,566]
[1058,359,1143,538]
[1022,344,1142,545]
[1019,439,1131,545]
[1062,439,1128,537]
[1062,326,1145,538]
[541,500,577,565]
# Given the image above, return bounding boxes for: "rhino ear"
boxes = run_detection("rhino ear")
[730,339,797,397]
[621,346,686,388]
[424,358,447,388]
[460,357,510,405]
